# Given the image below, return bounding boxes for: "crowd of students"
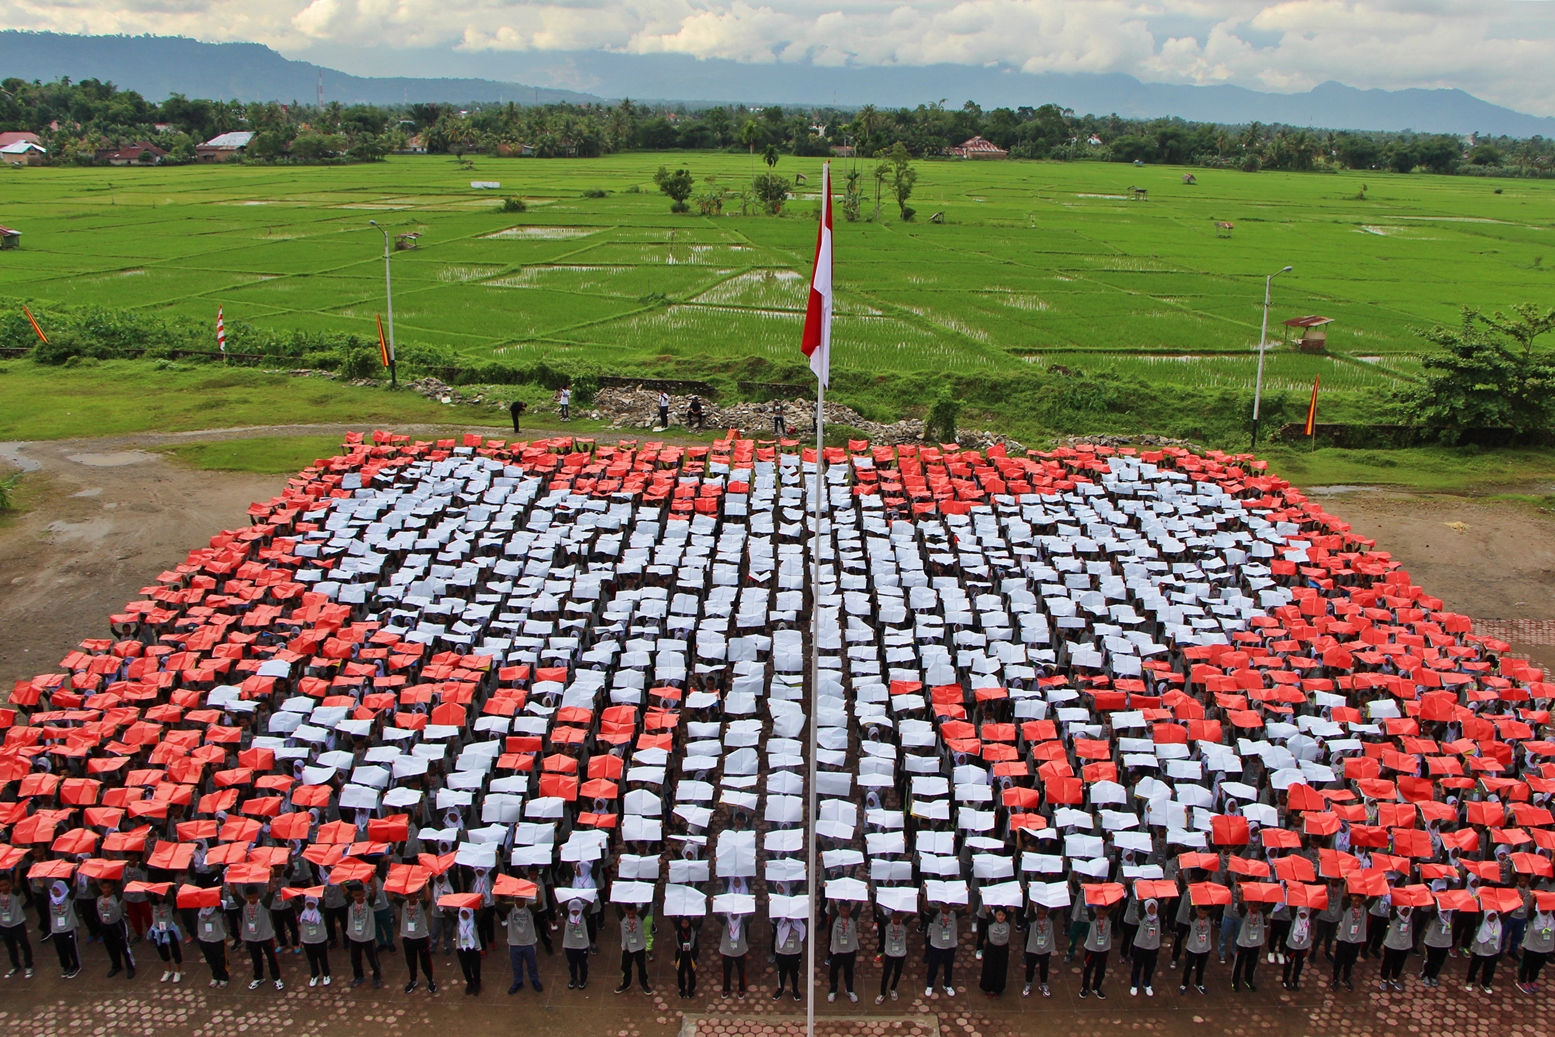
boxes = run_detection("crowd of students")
[2,431,1552,1015]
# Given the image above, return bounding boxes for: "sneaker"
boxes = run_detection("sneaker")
[210,980,219,988]
[25,969,35,979]
[161,971,171,983]
[1232,982,1241,993]
[943,986,954,998]
[351,978,365,988]
[1518,982,1535,995]
[323,976,331,986]
[250,980,263,990]
[1078,989,1089,999]
[828,992,836,1003]
[1040,984,1050,997]
[276,980,285,990]
[773,988,785,1001]
[568,981,577,990]
[1247,983,1256,993]
[1465,984,1475,992]
[1380,981,1390,992]
[408,981,421,994]
[615,983,631,994]
[1180,985,1188,996]
[975,949,983,960]
[1482,986,1493,995]
[793,990,801,1002]
[371,978,381,989]
[508,982,521,995]
[529,981,538,992]
[1094,988,1107,1000]
[721,990,730,999]
[737,990,746,1000]
[127,967,136,980]
[108,967,122,979]
[848,991,858,1003]
[925,986,934,998]
[173,973,181,984]
[876,994,886,1005]
[1344,979,1353,992]
[1145,986,1154,997]
[1130,986,1138,996]
[1022,984,1031,997]
[65,969,80,980]
[428,980,438,993]
[309,977,319,988]
[1196,984,1205,995]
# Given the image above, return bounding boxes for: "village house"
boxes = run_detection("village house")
[194,130,255,162]
[0,138,46,166]
[96,142,169,166]
[949,135,1008,159]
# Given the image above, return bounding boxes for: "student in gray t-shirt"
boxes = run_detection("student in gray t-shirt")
[615,903,651,995]
[499,895,542,994]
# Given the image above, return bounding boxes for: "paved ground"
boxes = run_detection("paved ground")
[1,930,1547,1037]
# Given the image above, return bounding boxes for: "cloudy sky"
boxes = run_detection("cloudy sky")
[4,0,1555,113]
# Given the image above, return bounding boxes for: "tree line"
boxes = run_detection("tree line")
[1,76,1551,175]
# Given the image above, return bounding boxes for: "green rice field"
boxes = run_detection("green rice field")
[1,153,1552,394]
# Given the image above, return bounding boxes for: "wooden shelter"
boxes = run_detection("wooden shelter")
[1283,315,1334,353]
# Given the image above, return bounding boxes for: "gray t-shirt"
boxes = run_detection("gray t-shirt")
[986,920,1011,948]
[346,901,376,944]
[240,899,275,942]
[831,916,860,954]
[881,921,908,958]
[1383,913,1415,951]
[719,917,749,957]
[1084,916,1112,953]
[1184,917,1213,955]
[927,913,958,950]
[401,901,430,940]
[620,915,647,953]
[1025,917,1055,955]
[1237,910,1266,949]
[1133,914,1163,950]
[505,905,537,947]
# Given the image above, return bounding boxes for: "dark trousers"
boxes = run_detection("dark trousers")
[1082,948,1108,991]
[54,929,80,972]
[1380,946,1408,981]
[326,905,348,946]
[776,951,800,992]
[880,954,904,994]
[458,948,482,992]
[1422,944,1450,980]
[1314,919,1337,958]
[76,901,101,942]
[247,939,280,982]
[1181,950,1207,987]
[153,935,183,965]
[829,949,855,993]
[349,938,381,980]
[1518,949,1548,984]
[1332,941,1361,983]
[272,909,298,949]
[509,943,539,986]
[677,953,697,995]
[1232,947,1258,986]
[404,936,433,983]
[1024,951,1050,985]
[103,919,133,971]
[722,952,746,993]
[1130,947,1158,989]
[926,945,954,988]
[1467,953,1499,989]
[200,939,228,981]
[620,947,648,988]
[566,946,589,985]
[3,924,34,969]
[1283,948,1307,986]
[304,942,330,979]
[1365,919,1386,958]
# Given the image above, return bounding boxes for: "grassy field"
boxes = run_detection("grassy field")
[2,155,1552,393]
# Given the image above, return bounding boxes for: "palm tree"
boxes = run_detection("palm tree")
[763,144,779,169]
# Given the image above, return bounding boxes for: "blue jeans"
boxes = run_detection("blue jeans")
[510,943,541,987]
[1218,916,1241,960]
[1503,918,1527,956]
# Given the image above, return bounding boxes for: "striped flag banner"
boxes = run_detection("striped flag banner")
[800,161,833,388]
[217,306,226,354]
[1304,374,1320,436]
[377,314,391,368]
[22,304,47,344]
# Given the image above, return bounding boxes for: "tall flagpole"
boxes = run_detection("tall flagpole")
[807,372,824,1037]
[800,159,833,1037]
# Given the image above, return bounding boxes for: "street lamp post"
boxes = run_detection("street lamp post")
[369,220,397,387]
[1250,265,1293,450]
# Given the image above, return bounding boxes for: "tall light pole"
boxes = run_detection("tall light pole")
[369,220,397,387]
[1250,265,1293,450]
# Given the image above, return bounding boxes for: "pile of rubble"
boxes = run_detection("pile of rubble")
[1053,433,1199,450]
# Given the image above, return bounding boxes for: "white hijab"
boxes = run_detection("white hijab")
[456,908,478,949]
[1476,910,1502,947]
[301,896,322,925]
[776,917,806,947]
[1291,907,1311,944]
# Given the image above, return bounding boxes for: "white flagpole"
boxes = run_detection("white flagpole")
[806,375,824,1037]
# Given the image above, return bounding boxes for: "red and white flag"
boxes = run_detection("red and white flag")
[800,161,833,387]
[216,306,226,354]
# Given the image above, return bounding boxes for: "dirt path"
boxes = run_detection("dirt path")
[3,431,1554,693]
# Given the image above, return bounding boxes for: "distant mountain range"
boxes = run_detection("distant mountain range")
[4,30,1554,137]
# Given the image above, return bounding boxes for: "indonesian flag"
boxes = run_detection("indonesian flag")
[800,161,833,387]
[216,306,226,354]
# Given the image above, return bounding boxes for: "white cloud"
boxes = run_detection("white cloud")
[2,0,1554,113]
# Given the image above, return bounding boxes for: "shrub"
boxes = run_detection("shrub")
[582,188,608,198]
[751,173,789,215]
[500,196,526,213]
